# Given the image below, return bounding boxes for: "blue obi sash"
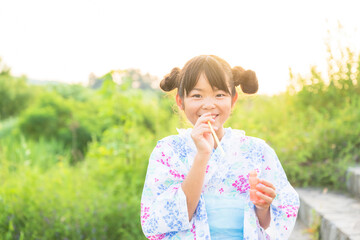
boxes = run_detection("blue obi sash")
[204,194,245,240]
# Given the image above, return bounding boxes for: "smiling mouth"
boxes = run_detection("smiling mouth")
[199,114,219,119]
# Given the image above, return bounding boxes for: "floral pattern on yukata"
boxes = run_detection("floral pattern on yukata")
[141,128,300,239]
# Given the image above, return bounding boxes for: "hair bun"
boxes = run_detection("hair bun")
[160,67,180,92]
[232,66,258,94]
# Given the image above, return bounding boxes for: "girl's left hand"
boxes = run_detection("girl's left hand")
[253,179,276,210]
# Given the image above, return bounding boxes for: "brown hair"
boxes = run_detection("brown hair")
[160,55,258,98]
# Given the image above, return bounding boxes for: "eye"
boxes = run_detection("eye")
[216,93,226,98]
[191,94,202,98]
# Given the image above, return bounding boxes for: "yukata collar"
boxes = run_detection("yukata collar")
[175,127,233,187]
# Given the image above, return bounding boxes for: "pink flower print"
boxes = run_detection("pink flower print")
[156,155,171,168]
[265,166,271,170]
[140,203,150,224]
[154,178,159,182]
[148,234,166,240]
[191,222,196,239]
[206,165,210,173]
[169,169,185,180]
[279,205,299,218]
[239,136,249,143]
[156,144,161,148]
[232,175,250,193]
[219,188,224,194]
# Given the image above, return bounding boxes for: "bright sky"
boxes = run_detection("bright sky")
[1,0,360,95]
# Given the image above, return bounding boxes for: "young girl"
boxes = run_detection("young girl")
[140,55,300,240]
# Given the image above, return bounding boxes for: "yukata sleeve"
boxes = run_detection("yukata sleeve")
[140,138,192,238]
[259,143,300,240]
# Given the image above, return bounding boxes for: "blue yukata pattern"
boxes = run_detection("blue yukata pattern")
[140,128,300,240]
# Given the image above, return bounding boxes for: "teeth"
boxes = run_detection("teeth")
[198,114,218,118]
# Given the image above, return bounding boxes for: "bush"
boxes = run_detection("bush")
[0,82,178,239]
[18,92,93,163]
[0,161,145,240]
[0,75,32,120]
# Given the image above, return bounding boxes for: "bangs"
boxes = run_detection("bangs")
[203,58,230,94]
[181,55,231,97]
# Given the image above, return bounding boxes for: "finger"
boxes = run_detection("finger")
[256,190,274,203]
[258,179,276,190]
[253,199,267,207]
[252,196,267,206]
[194,119,213,130]
[203,132,213,141]
[197,113,215,123]
[200,112,212,117]
[256,184,277,198]
[192,125,213,138]
[200,122,218,130]
[194,117,216,130]
[200,118,215,127]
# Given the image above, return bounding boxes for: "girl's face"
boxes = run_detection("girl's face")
[176,73,238,135]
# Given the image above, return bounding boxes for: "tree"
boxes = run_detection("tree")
[0,59,32,119]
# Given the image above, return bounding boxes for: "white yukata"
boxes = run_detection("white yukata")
[140,128,300,240]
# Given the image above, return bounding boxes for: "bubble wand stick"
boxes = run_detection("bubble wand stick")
[207,121,225,155]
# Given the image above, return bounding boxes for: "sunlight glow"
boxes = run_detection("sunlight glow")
[1,0,360,95]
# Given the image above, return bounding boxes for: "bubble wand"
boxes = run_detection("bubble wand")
[207,121,225,155]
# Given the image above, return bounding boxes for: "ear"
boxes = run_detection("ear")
[176,94,184,110]
[231,91,238,108]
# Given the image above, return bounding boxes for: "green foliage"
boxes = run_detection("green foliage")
[0,133,70,171]
[46,83,94,102]
[0,160,144,239]
[17,91,95,163]
[228,43,360,189]
[19,92,71,139]
[0,74,33,120]
[0,75,176,239]
[1,36,360,238]
[0,117,17,138]
[0,57,11,76]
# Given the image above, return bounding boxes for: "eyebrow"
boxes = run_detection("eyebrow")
[192,88,203,91]
[192,87,221,92]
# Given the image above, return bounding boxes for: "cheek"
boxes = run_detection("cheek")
[184,100,199,111]
[221,104,232,118]
[221,110,231,120]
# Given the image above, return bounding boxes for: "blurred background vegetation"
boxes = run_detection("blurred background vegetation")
[1,38,360,239]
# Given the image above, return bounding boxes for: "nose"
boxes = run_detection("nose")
[201,97,215,110]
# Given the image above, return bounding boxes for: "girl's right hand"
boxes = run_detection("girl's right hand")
[190,112,217,156]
